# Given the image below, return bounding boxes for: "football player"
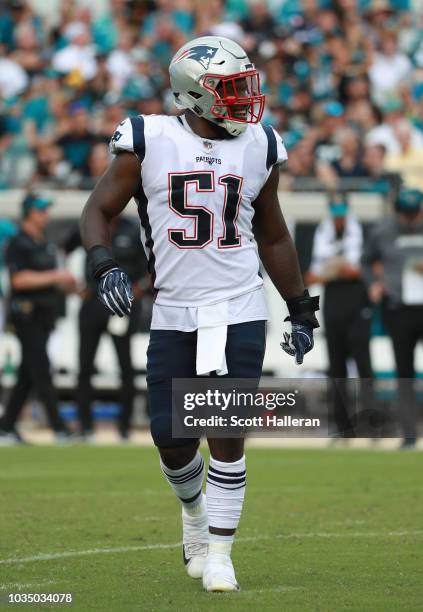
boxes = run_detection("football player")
[80,36,319,592]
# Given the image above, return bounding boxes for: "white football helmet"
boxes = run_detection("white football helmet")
[169,36,265,136]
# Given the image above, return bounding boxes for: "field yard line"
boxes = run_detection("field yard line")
[274,530,423,539]
[1,531,423,566]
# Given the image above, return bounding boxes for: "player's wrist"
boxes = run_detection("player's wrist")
[284,290,320,329]
[87,245,118,280]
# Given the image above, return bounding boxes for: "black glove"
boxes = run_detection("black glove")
[281,290,320,365]
[281,322,314,365]
[87,245,133,317]
[97,268,133,317]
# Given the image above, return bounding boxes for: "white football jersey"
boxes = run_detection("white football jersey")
[110,113,287,307]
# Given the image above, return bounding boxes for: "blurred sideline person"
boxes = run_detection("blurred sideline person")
[0,219,17,329]
[0,219,18,413]
[306,193,373,437]
[80,36,319,592]
[0,195,78,445]
[64,216,149,440]
[362,187,423,449]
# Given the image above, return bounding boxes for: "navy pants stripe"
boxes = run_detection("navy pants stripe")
[146,320,266,448]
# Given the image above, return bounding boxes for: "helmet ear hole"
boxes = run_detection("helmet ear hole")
[188,90,202,99]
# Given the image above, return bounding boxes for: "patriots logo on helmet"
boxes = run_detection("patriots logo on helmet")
[174,45,218,70]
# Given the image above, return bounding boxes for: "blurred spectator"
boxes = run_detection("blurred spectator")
[306,192,373,437]
[92,0,131,54]
[0,51,28,98]
[240,0,277,48]
[383,118,423,190]
[317,126,366,189]
[361,143,401,197]
[366,100,423,154]
[0,0,423,191]
[52,22,97,81]
[55,105,97,175]
[362,187,423,448]
[368,30,412,107]
[78,143,110,190]
[95,99,125,142]
[106,28,136,91]
[314,101,346,163]
[122,47,162,103]
[280,134,320,190]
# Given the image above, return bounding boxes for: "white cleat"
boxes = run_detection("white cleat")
[182,494,208,579]
[203,552,240,592]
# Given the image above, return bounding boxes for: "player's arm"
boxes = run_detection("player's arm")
[80,152,141,249]
[80,152,142,316]
[253,166,304,300]
[252,166,320,364]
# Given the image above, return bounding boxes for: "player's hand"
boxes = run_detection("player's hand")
[96,268,133,317]
[281,322,314,365]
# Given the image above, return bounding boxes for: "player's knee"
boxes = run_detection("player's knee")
[150,413,173,447]
[150,413,195,449]
[158,441,199,469]
[150,414,199,456]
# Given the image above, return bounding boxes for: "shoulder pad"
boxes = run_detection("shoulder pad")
[109,116,146,161]
[261,124,288,169]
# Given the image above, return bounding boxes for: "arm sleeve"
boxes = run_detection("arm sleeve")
[109,116,146,162]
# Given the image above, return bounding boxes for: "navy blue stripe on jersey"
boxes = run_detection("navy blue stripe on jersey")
[130,116,146,162]
[135,184,156,288]
[262,124,277,170]
[177,116,183,126]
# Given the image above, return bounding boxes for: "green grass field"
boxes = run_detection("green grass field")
[0,446,422,612]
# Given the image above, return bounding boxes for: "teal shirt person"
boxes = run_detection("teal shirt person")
[0,219,18,298]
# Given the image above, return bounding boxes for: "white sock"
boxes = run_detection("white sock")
[160,451,205,514]
[206,455,246,555]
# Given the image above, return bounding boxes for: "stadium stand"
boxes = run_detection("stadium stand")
[2,0,423,430]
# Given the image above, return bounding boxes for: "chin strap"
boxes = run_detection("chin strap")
[284,290,320,329]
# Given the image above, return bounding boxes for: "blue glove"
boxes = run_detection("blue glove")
[97,268,133,317]
[281,322,314,365]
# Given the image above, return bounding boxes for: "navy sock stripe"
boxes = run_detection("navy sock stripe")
[164,466,204,485]
[207,473,246,486]
[164,458,204,480]
[179,489,202,504]
[206,479,246,491]
[163,459,204,484]
[162,457,203,478]
[209,465,246,478]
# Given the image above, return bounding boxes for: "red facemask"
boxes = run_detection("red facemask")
[202,69,265,125]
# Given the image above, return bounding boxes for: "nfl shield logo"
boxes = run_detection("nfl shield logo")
[203,140,213,151]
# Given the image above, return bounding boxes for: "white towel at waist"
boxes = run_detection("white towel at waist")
[196,301,229,376]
